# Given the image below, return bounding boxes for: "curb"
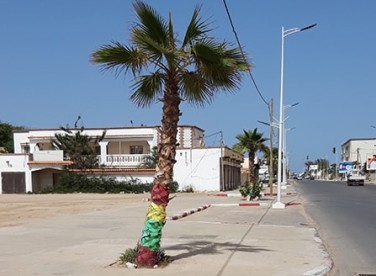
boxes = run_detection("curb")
[210,193,241,197]
[302,231,333,276]
[262,192,296,196]
[211,202,270,207]
[211,192,296,197]
[166,204,211,220]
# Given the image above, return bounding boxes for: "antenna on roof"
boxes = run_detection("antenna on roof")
[74,115,81,128]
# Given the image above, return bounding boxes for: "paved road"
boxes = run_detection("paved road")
[296,179,376,275]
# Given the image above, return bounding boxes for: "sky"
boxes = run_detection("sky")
[1,0,376,173]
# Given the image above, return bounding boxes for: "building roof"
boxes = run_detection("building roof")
[341,138,376,146]
[13,125,205,133]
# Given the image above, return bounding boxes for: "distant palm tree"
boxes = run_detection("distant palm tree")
[91,1,250,267]
[263,146,278,178]
[233,128,268,183]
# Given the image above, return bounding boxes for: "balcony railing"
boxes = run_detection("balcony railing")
[98,154,149,167]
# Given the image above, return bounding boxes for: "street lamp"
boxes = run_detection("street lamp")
[273,24,316,209]
[281,102,298,187]
[282,126,296,187]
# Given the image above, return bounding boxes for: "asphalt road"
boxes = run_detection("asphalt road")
[296,179,376,275]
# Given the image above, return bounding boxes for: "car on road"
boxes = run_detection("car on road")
[346,169,365,186]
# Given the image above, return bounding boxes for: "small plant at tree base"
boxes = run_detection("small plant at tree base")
[239,182,263,200]
[118,245,172,268]
[239,184,251,198]
[119,246,138,264]
[251,182,263,199]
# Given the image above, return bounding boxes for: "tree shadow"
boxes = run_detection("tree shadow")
[164,239,271,261]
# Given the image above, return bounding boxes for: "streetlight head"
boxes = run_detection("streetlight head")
[257,120,270,127]
[291,102,300,107]
[300,24,317,32]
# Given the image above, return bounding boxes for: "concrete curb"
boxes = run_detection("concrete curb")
[302,232,333,275]
[166,204,211,220]
[211,202,270,207]
[210,193,241,197]
[211,192,296,197]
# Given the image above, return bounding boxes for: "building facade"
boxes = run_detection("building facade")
[341,138,376,170]
[0,125,243,193]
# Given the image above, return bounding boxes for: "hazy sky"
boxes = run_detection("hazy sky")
[1,1,375,172]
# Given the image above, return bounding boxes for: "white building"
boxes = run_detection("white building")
[0,125,243,193]
[341,138,376,170]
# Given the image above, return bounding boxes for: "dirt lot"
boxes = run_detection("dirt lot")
[0,193,148,227]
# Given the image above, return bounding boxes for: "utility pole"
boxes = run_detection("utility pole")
[269,98,274,195]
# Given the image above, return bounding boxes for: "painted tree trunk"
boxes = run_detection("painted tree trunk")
[248,149,255,183]
[136,83,180,267]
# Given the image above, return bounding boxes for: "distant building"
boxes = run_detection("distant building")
[0,125,243,194]
[341,138,376,170]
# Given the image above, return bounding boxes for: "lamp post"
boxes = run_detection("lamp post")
[273,24,316,209]
[281,102,299,187]
[282,126,296,187]
[258,117,278,196]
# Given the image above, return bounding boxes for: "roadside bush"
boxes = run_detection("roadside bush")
[239,181,263,200]
[41,171,153,194]
[169,181,179,193]
[40,171,182,194]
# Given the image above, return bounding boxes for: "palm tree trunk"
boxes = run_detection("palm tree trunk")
[136,83,180,267]
[249,149,255,183]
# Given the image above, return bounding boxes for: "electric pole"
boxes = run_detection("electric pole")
[269,98,274,195]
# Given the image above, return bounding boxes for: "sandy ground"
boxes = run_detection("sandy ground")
[0,192,212,227]
[0,193,149,227]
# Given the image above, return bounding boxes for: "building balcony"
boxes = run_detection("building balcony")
[99,154,149,167]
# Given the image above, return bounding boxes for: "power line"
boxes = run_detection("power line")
[222,0,270,107]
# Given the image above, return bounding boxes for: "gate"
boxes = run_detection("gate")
[1,172,26,193]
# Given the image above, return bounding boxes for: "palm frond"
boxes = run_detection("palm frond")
[190,40,248,90]
[130,73,164,107]
[91,42,147,76]
[133,1,169,47]
[182,5,211,47]
[179,71,215,105]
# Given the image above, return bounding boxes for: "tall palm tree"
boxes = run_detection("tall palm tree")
[91,1,249,267]
[233,128,268,183]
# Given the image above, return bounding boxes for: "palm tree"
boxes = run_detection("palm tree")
[233,128,268,183]
[91,1,249,267]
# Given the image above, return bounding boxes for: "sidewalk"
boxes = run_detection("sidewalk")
[0,183,332,276]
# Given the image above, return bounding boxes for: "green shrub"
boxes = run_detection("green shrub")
[181,184,194,193]
[118,244,172,267]
[239,181,263,199]
[41,171,153,194]
[39,171,182,194]
[119,246,138,264]
[169,181,179,193]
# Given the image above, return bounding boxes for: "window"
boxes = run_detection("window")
[21,143,30,153]
[130,145,143,154]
